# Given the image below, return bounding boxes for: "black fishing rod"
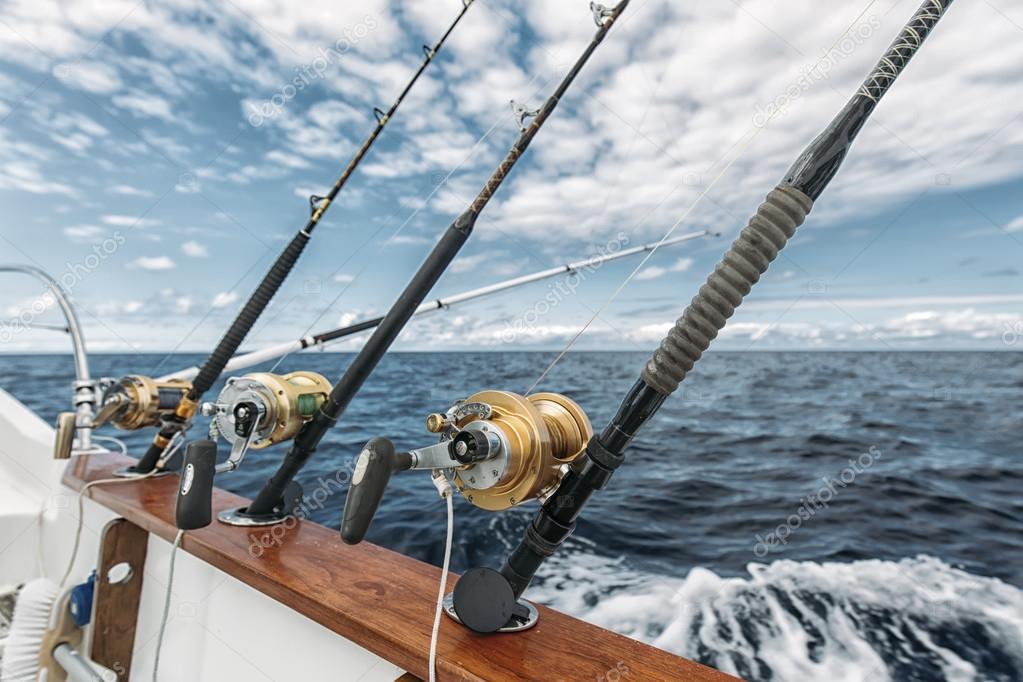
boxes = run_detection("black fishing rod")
[123,0,476,475]
[445,0,956,632]
[243,0,632,519]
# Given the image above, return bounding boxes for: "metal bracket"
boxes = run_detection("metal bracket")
[510,100,539,132]
[422,44,435,59]
[373,107,387,124]
[590,2,614,26]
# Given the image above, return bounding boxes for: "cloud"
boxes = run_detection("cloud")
[111,92,176,121]
[181,240,209,258]
[109,184,154,197]
[1006,216,1023,233]
[635,256,694,280]
[265,149,310,170]
[333,274,354,284]
[63,225,106,242]
[101,214,160,228]
[211,291,239,308]
[53,61,122,94]
[128,256,175,270]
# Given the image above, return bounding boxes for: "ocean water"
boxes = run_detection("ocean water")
[2,351,1021,681]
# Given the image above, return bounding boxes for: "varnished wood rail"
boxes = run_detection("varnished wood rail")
[65,453,737,682]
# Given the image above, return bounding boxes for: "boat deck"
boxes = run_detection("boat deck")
[65,453,735,681]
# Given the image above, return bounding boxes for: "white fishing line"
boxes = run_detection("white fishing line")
[429,472,454,682]
[526,0,880,395]
[59,468,156,589]
[153,530,185,682]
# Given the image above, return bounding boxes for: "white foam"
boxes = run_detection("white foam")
[527,552,1023,681]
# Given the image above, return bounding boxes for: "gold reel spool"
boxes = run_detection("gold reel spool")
[95,375,192,431]
[212,371,332,449]
[449,390,592,511]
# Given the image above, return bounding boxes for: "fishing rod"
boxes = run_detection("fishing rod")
[339,0,956,633]
[91,0,477,475]
[159,230,714,382]
[172,230,712,530]
[227,0,632,523]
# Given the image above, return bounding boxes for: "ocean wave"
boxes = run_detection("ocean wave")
[528,552,1023,682]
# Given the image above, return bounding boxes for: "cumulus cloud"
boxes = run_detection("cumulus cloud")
[635,256,694,280]
[181,240,209,258]
[128,256,175,270]
[53,61,122,94]
[63,225,106,242]
[101,214,160,228]
[211,291,239,308]
[109,184,154,197]
[112,92,176,121]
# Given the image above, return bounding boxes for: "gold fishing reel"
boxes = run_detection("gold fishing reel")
[426,391,592,510]
[93,375,192,430]
[203,371,332,455]
[341,389,591,545]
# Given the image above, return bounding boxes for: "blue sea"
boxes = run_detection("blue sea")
[2,351,1021,681]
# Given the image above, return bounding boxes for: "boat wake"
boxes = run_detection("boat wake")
[529,551,1023,682]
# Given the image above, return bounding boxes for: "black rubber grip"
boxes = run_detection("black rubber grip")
[641,185,813,394]
[340,437,398,545]
[175,440,218,530]
[191,232,310,398]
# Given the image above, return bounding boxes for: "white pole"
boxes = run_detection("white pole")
[159,230,713,380]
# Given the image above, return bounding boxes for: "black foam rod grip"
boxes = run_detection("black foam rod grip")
[341,437,398,545]
[176,440,218,531]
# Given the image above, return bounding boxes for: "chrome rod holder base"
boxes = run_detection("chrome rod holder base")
[217,506,291,527]
[442,593,539,633]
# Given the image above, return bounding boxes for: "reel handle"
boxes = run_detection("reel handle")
[341,437,409,545]
[175,440,218,530]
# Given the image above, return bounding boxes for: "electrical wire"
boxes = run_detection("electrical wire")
[153,530,184,682]
[429,473,454,682]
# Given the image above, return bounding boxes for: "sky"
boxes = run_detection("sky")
[0,0,1021,357]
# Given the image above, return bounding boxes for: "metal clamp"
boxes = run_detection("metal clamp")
[590,2,614,26]
[422,44,436,59]
[373,107,387,124]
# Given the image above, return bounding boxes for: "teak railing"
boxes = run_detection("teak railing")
[65,453,736,682]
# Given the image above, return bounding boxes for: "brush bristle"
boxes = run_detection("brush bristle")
[0,578,59,682]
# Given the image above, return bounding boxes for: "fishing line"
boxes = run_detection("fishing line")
[428,472,454,682]
[59,468,156,588]
[152,530,185,682]
[265,74,551,375]
[525,0,881,395]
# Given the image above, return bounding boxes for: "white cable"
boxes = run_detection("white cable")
[89,435,129,456]
[428,473,454,682]
[153,530,184,682]
[59,471,156,588]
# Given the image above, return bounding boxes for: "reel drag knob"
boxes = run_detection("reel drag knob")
[175,440,218,530]
[341,437,410,545]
